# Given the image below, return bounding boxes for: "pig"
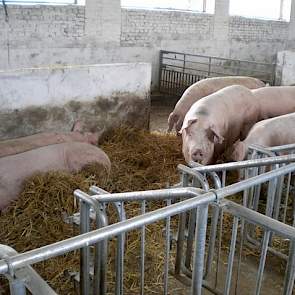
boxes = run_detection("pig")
[0,142,111,209]
[252,86,295,119]
[231,113,295,161]
[181,85,259,165]
[0,131,99,158]
[167,76,265,132]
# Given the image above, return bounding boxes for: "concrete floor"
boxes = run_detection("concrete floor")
[150,95,177,133]
[149,95,288,295]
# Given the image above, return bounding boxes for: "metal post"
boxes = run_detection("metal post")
[283,241,295,295]
[8,279,26,295]
[255,230,270,294]
[158,50,163,92]
[208,57,211,77]
[224,216,239,295]
[80,200,90,295]
[140,200,146,295]
[191,204,209,295]
[175,173,189,275]
[164,199,172,295]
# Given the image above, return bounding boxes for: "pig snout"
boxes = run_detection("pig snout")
[191,149,204,162]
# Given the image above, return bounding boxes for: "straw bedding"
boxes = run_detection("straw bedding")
[0,128,184,294]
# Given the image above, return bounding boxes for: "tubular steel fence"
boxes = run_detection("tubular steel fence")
[1,155,295,295]
[158,50,276,96]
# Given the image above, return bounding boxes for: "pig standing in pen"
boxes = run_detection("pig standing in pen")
[231,113,295,161]
[181,85,259,165]
[0,142,111,210]
[167,76,265,132]
[181,86,295,165]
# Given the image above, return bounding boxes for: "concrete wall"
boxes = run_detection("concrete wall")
[1,0,295,88]
[276,50,295,85]
[0,63,151,139]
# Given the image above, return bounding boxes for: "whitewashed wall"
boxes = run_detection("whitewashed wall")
[276,51,295,85]
[0,63,151,139]
[1,0,295,88]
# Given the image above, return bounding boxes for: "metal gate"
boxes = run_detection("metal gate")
[158,50,276,96]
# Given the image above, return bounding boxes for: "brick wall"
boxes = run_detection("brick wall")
[229,16,289,42]
[121,8,214,46]
[0,5,85,46]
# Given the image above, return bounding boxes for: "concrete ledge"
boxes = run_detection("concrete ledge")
[0,63,151,139]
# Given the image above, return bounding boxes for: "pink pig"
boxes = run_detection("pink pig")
[0,131,99,158]
[231,113,295,161]
[181,85,259,165]
[0,142,111,210]
[167,76,265,132]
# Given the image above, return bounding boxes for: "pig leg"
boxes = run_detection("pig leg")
[167,113,179,132]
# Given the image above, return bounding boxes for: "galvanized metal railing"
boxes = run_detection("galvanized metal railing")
[177,154,295,293]
[2,156,295,295]
[159,50,276,96]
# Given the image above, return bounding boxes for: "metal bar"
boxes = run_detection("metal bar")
[0,190,211,275]
[255,230,271,294]
[204,205,219,279]
[158,50,163,92]
[75,189,109,295]
[185,208,197,269]
[222,200,295,240]
[117,201,124,295]
[140,200,146,295]
[283,241,295,295]
[215,207,223,289]
[0,245,58,295]
[163,199,171,295]
[79,200,90,295]
[2,163,295,276]
[188,154,295,173]
[191,204,209,295]
[91,187,203,203]
[161,50,274,66]
[268,144,295,153]
[224,216,239,295]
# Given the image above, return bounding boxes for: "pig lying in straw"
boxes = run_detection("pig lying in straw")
[0,142,111,210]
[167,76,265,132]
[231,113,295,161]
[0,131,99,158]
[182,85,295,165]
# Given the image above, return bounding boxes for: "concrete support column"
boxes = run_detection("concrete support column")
[213,0,230,40]
[85,0,121,44]
[288,0,295,40]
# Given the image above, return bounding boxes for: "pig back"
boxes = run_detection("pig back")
[245,112,295,147]
[0,142,111,209]
[0,132,99,158]
[252,86,295,119]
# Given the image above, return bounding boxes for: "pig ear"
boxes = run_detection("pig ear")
[179,118,198,134]
[207,125,224,144]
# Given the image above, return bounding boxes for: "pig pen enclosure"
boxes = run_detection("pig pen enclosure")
[1,127,295,295]
[1,64,295,295]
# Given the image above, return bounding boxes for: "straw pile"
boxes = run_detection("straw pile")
[0,127,184,294]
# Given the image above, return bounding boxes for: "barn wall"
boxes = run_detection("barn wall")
[276,50,295,85]
[0,63,151,139]
[1,0,295,88]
